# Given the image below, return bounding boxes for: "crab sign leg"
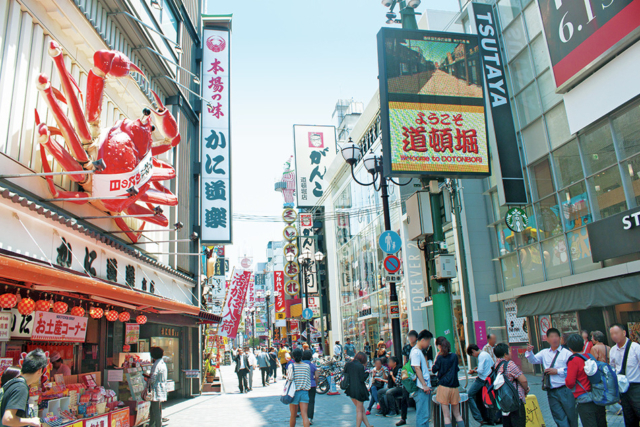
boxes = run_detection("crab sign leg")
[35,110,86,183]
[36,74,89,163]
[114,216,145,243]
[38,143,89,204]
[125,204,169,227]
[150,91,180,156]
[150,158,176,182]
[48,41,92,145]
[138,181,178,206]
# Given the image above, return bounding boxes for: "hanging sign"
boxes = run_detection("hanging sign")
[125,323,140,345]
[504,299,528,343]
[274,271,286,312]
[284,261,300,278]
[293,125,337,207]
[218,270,252,339]
[505,207,529,233]
[283,226,297,241]
[283,209,297,223]
[0,313,10,341]
[31,311,88,343]
[285,280,300,296]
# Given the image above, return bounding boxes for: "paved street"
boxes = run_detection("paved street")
[161,366,627,427]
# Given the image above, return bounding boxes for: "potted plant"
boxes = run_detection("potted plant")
[204,354,217,383]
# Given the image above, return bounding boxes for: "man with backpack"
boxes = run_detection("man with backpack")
[1,349,48,427]
[609,323,640,427]
[466,344,495,425]
[565,333,607,427]
[525,328,578,427]
[493,343,529,427]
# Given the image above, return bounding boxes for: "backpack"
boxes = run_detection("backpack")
[400,361,418,394]
[493,361,521,413]
[481,363,499,409]
[571,353,619,406]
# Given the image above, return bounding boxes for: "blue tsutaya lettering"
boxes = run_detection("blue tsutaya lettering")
[476,12,508,108]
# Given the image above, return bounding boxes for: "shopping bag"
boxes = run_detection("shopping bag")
[280,379,296,404]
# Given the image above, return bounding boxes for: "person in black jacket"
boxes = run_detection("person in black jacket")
[377,356,407,418]
[233,348,250,393]
[344,352,373,427]
[432,337,463,427]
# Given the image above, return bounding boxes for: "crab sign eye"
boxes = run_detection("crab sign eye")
[142,108,151,116]
[151,125,156,132]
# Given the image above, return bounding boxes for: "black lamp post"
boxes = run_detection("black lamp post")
[265,290,272,348]
[340,139,410,360]
[249,307,256,351]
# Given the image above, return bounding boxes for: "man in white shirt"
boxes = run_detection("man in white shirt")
[609,323,640,426]
[244,346,257,392]
[525,328,577,427]
[407,329,433,427]
[333,341,343,360]
[466,344,494,425]
[482,334,497,363]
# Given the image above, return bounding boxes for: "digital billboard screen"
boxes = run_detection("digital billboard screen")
[377,28,489,178]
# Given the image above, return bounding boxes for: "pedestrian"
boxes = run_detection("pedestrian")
[334,341,343,361]
[0,367,20,387]
[366,358,389,415]
[581,330,593,355]
[377,356,402,418]
[343,352,373,427]
[288,348,311,427]
[234,348,250,393]
[565,333,607,427]
[245,346,257,391]
[590,331,610,362]
[364,341,371,360]
[345,338,357,360]
[404,329,433,427]
[483,334,497,363]
[147,347,168,427]
[257,347,271,387]
[525,328,577,427]
[269,347,279,383]
[402,330,418,364]
[302,349,319,425]
[493,343,529,427]
[0,349,47,427]
[466,344,493,425]
[609,323,640,426]
[432,336,463,427]
[279,344,289,379]
[376,341,388,360]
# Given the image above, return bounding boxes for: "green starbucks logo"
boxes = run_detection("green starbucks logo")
[505,207,528,233]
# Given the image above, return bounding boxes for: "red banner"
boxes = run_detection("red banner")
[218,270,252,339]
[31,311,88,342]
[274,271,285,312]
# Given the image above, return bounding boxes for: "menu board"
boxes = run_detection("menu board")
[134,402,150,426]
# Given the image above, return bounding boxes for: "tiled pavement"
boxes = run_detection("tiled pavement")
[161,366,626,426]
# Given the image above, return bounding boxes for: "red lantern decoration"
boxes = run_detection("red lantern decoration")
[136,315,147,325]
[89,307,104,319]
[35,299,51,312]
[53,301,68,314]
[70,306,85,317]
[0,293,17,309]
[18,298,35,315]
[118,312,130,322]
[105,310,118,322]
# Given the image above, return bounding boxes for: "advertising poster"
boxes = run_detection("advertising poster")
[293,125,337,207]
[110,408,130,427]
[0,312,10,341]
[125,324,140,345]
[218,270,252,338]
[628,322,640,343]
[377,28,489,178]
[504,299,528,343]
[201,27,232,244]
[30,311,87,342]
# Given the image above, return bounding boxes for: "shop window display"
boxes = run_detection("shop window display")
[559,181,592,231]
[587,166,627,219]
[501,253,522,290]
[541,236,571,280]
[519,243,545,285]
[621,154,640,207]
[567,227,599,274]
[531,157,555,200]
[534,194,563,239]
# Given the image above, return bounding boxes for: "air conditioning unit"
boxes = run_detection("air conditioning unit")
[434,254,456,279]
[406,191,434,241]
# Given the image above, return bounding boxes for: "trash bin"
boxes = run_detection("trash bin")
[431,391,470,427]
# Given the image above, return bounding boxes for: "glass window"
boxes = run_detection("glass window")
[542,236,571,280]
[538,71,563,113]
[522,119,548,164]
[496,223,516,255]
[516,82,542,126]
[621,154,640,207]
[580,121,617,175]
[498,0,522,29]
[567,227,600,274]
[546,103,572,149]
[519,243,545,285]
[552,139,583,188]
[510,48,534,93]
[612,103,640,160]
[530,36,551,76]
[535,194,563,239]
[587,166,627,219]
[503,16,528,60]
[501,253,522,290]
[523,3,542,40]
[560,181,592,231]
[530,157,555,200]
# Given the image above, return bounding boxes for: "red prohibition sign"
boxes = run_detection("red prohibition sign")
[384,255,401,274]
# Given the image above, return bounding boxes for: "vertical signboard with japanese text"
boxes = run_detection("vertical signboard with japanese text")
[293,125,337,207]
[201,26,232,244]
[218,270,252,339]
[377,28,489,178]
[299,213,317,294]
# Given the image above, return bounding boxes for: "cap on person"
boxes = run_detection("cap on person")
[50,351,62,363]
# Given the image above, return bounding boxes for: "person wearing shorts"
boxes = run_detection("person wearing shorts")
[288,348,311,427]
[433,337,464,427]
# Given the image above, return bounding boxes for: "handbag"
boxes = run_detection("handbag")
[340,366,350,391]
[141,384,154,401]
[280,365,297,404]
[542,349,560,391]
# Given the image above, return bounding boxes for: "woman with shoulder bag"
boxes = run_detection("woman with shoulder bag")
[287,348,311,427]
[432,337,463,427]
[145,347,168,427]
[344,352,374,427]
[366,358,388,415]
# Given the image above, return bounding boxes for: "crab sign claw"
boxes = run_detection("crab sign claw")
[35,113,86,183]
[86,50,146,134]
[150,90,181,156]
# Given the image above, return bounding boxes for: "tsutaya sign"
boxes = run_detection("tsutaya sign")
[588,206,640,262]
[201,25,232,244]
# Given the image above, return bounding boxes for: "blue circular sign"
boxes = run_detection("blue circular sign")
[302,308,313,320]
[383,255,401,274]
[378,230,402,254]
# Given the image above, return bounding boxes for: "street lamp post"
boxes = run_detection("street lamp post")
[381,0,420,29]
[265,290,272,348]
[249,307,256,351]
[341,141,410,359]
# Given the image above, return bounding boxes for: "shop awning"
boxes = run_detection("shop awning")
[0,251,201,316]
[516,274,640,317]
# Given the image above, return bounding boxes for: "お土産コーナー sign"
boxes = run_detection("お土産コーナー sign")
[31,311,88,342]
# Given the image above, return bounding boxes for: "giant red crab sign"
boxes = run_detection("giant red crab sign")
[34,40,181,243]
